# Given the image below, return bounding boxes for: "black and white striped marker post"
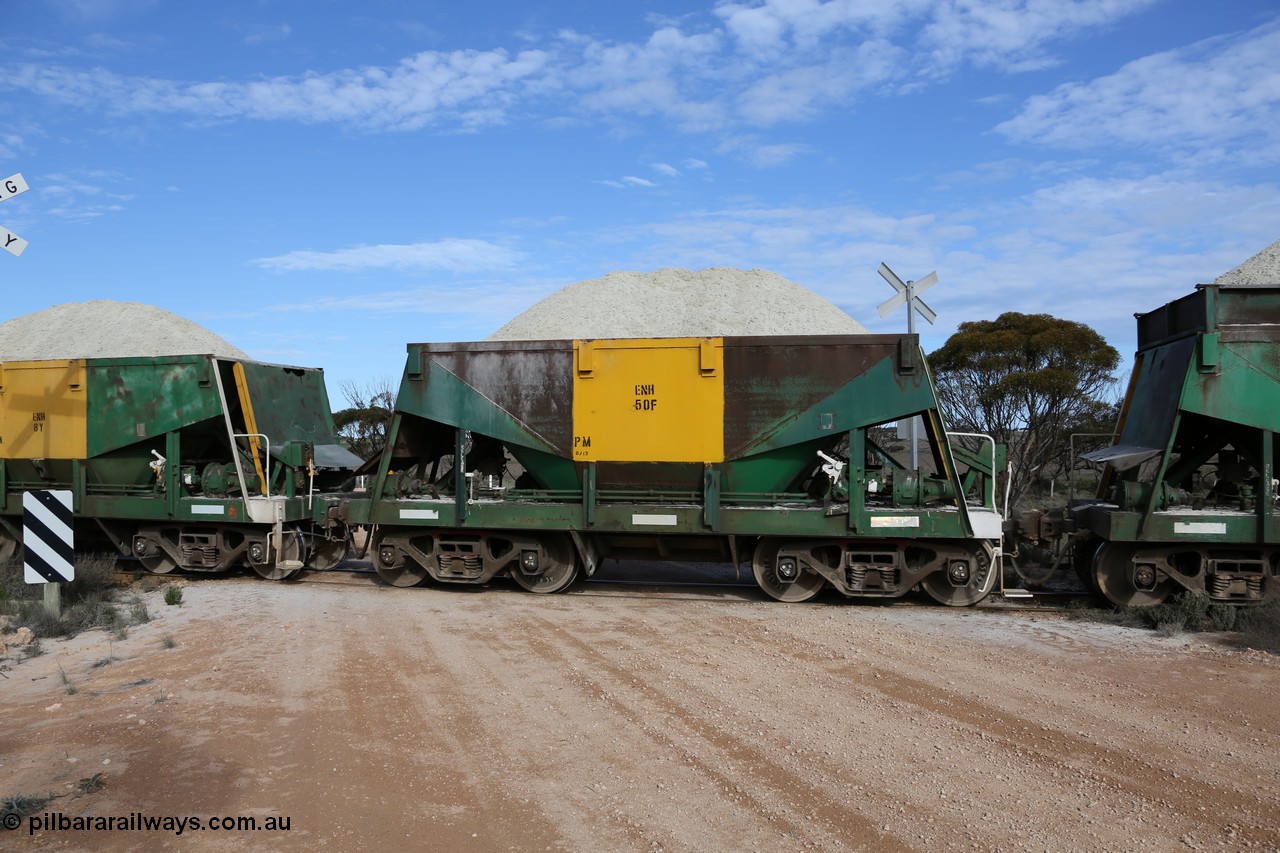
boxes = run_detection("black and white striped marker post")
[23,490,74,616]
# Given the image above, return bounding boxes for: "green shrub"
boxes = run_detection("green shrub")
[2,792,59,819]
[163,585,183,607]
[64,555,118,599]
[1141,592,1211,634]
[1237,598,1280,653]
[1207,603,1237,632]
[77,773,105,795]
[129,600,151,625]
[2,555,129,640]
[1063,599,1145,628]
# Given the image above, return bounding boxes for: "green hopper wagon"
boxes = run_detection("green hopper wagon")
[328,333,1004,605]
[1071,283,1280,606]
[0,355,360,579]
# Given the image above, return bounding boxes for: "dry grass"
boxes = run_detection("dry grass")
[1236,598,1280,653]
[1,554,127,640]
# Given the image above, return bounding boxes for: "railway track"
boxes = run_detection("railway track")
[114,558,1089,612]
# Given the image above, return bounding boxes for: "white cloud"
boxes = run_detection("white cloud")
[996,19,1280,162]
[262,279,558,331]
[715,0,929,58]
[736,40,903,124]
[252,239,522,273]
[38,169,134,221]
[651,162,681,177]
[243,23,292,46]
[579,172,1280,350]
[601,175,658,188]
[716,135,811,167]
[0,132,27,158]
[6,0,1166,140]
[45,0,159,23]
[9,47,553,131]
[747,142,811,167]
[919,0,1160,73]
[715,0,1155,74]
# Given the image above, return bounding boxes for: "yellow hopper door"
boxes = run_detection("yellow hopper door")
[572,338,724,463]
[0,360,88,460]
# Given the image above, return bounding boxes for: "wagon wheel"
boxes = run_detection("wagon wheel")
[921,546,997,607]
[372,531,429,587]
[134,531,179,574]
[509,534,579,594]
[248,526,307,581]
[1092,543,1173,608]
[752,537,825,603]
[308,533,349,571]
[139,550,179,575]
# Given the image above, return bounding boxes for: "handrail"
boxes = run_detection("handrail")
[945,431,998,511]
[233,433,271,496]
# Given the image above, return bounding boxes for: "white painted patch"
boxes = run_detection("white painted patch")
[632,513,678,526]
[870,516,920,528]
[967,510,1004,539]
[1174,521,1227,535]
[191,505,225,516]
[399,509,440,520]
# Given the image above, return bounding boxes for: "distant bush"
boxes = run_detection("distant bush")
[1,554,129,640]
[1065,592,1269,646]
[1064,599,1145,628]
[1142,592,1211,636]
[1236,598,1280,653]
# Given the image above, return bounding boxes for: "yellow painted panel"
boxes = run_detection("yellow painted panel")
[0,360,89,459]
[572,338,724,462]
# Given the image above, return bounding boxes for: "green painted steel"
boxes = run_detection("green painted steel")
[1,354,356,572]
[88,356,223,457]
[1088,284,1280,549]
[237,360,345,449]
[1049,283,1280,605]
[348,333,1002,601]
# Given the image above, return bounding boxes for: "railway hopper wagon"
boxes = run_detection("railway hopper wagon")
[1028,283,1280,607]
[0,355,361,579]
[327,334,1005,605]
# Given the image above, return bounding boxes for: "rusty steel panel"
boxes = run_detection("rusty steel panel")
[721,335,900,459]
[1214,284,1280,328]
[1137,291,1206,350]
[1116,338,1194,453]
[414,340,576,455]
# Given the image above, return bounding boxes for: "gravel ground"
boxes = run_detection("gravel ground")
[0,301,248,361]
[488,268,868,340]
[2,572,1277,852]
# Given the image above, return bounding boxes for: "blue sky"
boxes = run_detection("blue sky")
[4,0,1278,401]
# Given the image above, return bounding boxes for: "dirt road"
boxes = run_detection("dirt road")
[3,571,1278,851]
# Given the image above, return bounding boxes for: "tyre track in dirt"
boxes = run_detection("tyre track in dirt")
[512,612,905,852]
[5,576,1279,851]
